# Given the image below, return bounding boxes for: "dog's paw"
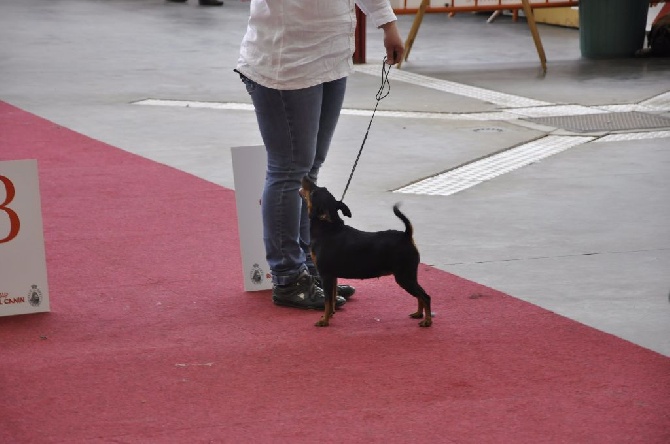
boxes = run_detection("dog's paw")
[409,311,424,319]
[419,318,432,327]
[315,318,330,327]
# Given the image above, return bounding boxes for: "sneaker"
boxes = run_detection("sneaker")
[313,276,356,300]
[273,271,346,310]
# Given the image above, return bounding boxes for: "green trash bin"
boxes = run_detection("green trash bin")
[580,0,650,58]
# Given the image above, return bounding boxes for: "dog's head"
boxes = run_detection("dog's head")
[300,176,351,223]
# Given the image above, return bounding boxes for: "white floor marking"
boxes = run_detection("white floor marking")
[135,99,255,111]
[133,99,670,129]
[505,104,602,118]
[394,135,594,196]
[354,64,551,108]
[134,98,523,121]
[595,130,670,142]
[639,91,670,110]
[133,73,670,196]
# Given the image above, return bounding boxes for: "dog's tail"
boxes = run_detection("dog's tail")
[393,204,413,237]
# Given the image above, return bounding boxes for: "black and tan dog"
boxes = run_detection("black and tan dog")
[300,176,432,328]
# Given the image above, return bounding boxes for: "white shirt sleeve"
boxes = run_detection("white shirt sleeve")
[355,0,397,28]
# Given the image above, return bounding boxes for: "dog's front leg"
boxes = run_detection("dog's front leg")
[315,275,337,327]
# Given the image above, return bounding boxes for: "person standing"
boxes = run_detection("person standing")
[236,1,404,310]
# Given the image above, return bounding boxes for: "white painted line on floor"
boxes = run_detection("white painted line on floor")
[506,104,603,118]
[347,109,524,120]
[136,99,662,125]
[134,91,670,125]
[593,104,652,113]
[594,131,670,142]
[354,64,551,108]
[134,98,522,121]
[135,99,255,111]
[394,135,594,196]
[640,91,670,110]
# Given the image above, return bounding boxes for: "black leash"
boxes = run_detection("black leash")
[340,57,392,202]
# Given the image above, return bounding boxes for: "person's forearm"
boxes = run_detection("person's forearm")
[380,20,404,64]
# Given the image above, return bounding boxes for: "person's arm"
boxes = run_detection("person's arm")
[355,0,405,65]
[380,20,404,65]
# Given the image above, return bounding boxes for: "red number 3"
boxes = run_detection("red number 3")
[0,175,20,244]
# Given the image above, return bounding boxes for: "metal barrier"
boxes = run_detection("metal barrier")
[354,1,579,66]
[395,0,580,70]
[392,0,578,15]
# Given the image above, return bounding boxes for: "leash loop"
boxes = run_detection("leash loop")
[340,57,391,202]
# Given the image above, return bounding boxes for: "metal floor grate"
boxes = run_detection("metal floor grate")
[525,111,670,133]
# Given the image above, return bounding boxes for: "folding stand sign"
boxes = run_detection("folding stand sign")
[0,159,50,317]
[231,146,273,292]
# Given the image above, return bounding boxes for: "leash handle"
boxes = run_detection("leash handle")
[340,58,392,202]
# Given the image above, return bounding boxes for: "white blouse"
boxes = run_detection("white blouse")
[236,0,397,90]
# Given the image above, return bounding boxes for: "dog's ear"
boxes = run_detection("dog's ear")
[337,201,352,218]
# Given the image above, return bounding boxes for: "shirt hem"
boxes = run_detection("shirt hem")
[235,64,353,91]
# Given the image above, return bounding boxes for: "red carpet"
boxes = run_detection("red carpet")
[1,101,669,443]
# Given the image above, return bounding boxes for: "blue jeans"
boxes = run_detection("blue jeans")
[241,75,347,285]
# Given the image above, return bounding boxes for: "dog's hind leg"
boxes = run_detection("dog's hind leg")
[395,275,433,327]
[410,298,425,320]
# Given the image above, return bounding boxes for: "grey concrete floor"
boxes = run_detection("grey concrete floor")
[1,0,669,356]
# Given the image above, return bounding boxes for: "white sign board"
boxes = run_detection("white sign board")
[0,160,50,316]
[231,146,272,291]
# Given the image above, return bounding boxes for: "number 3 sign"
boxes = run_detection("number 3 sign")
[0,160,50,317]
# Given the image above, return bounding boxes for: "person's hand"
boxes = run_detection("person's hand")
[380,21,404,65]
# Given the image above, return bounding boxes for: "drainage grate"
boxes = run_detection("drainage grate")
[525,111,670,133]
[394,135,594,196]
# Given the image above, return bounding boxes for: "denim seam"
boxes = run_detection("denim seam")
[275,89,299,284]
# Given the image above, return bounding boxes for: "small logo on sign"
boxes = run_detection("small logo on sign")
[250,263,265,285]
[28,284,43,307]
